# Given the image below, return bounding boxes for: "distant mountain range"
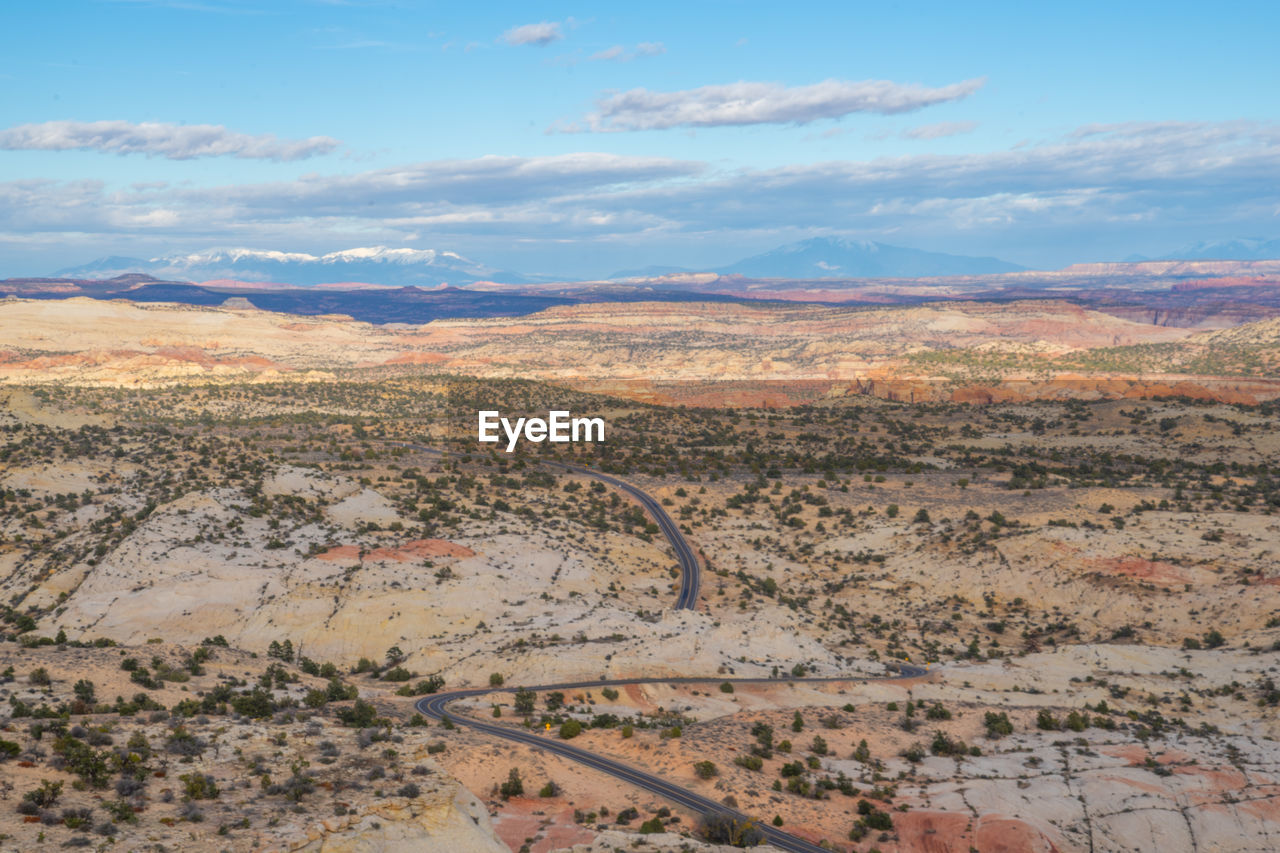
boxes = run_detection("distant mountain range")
[55,247,534,287]
[1157,238,1280,262]
[611,238,1025,279]
[48,236,1280,289]
[54,238,1027,288]
[719,237,1025,278]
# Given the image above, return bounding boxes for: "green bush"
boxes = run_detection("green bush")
[499,768,523,800]
[983,711,1013,738]
[180,773,220,800]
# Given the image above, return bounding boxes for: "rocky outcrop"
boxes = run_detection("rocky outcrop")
[268,786,506,853]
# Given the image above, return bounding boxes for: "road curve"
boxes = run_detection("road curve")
[416,668,928,853]
[386,442,700,610]
[546,460,700,610]
[386,441,928,848]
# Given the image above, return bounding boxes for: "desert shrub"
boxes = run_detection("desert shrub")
[180,773,220,800]
[984,711,1014,738]
[62,806,94,829]
[851,799,894,837]
[396,676,445,696]
[337,699,378,728]
[930,730,968,757]
[103,798,137,823]
[54,736,112,787]
[700,812,764,845]
[86,729,113,746]
[23,780,63,808]
[115,776,146,797]
[499,768,523,799]
[165,728,207,757]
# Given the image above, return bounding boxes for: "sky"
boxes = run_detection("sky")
[2,0,1279,278]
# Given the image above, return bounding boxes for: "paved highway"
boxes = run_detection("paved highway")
[546,460,701,609]
[387,440,929,849]
[416,668,927,853]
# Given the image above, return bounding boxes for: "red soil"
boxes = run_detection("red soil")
[1086,557,1190,586]
[316,539,475,562]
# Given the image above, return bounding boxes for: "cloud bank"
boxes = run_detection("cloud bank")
[0,120,340,161]
[564,77,986,132]
[4,122,1278,270]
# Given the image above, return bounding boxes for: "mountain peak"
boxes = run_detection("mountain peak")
[54,246,529,287]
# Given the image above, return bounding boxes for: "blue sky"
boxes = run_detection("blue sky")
[2,0,1279,277]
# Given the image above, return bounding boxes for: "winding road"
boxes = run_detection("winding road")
[389,441,929,850]
[546,460,701,609]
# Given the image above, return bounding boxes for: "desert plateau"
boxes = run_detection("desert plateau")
[2,279,1280,851]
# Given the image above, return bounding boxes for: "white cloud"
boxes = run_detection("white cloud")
[501,21,563,47]
[564,77,985,132]
[904,120,978,140]
[589,42,666,62]
[0,120,339,161]
[589,45,626,61]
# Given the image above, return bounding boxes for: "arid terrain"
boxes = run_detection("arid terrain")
[2,293,1280,851]
[3,295,1280,405]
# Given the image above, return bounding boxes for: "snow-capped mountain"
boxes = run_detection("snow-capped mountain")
[54,246,533,286]
[721,237,1024,278]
